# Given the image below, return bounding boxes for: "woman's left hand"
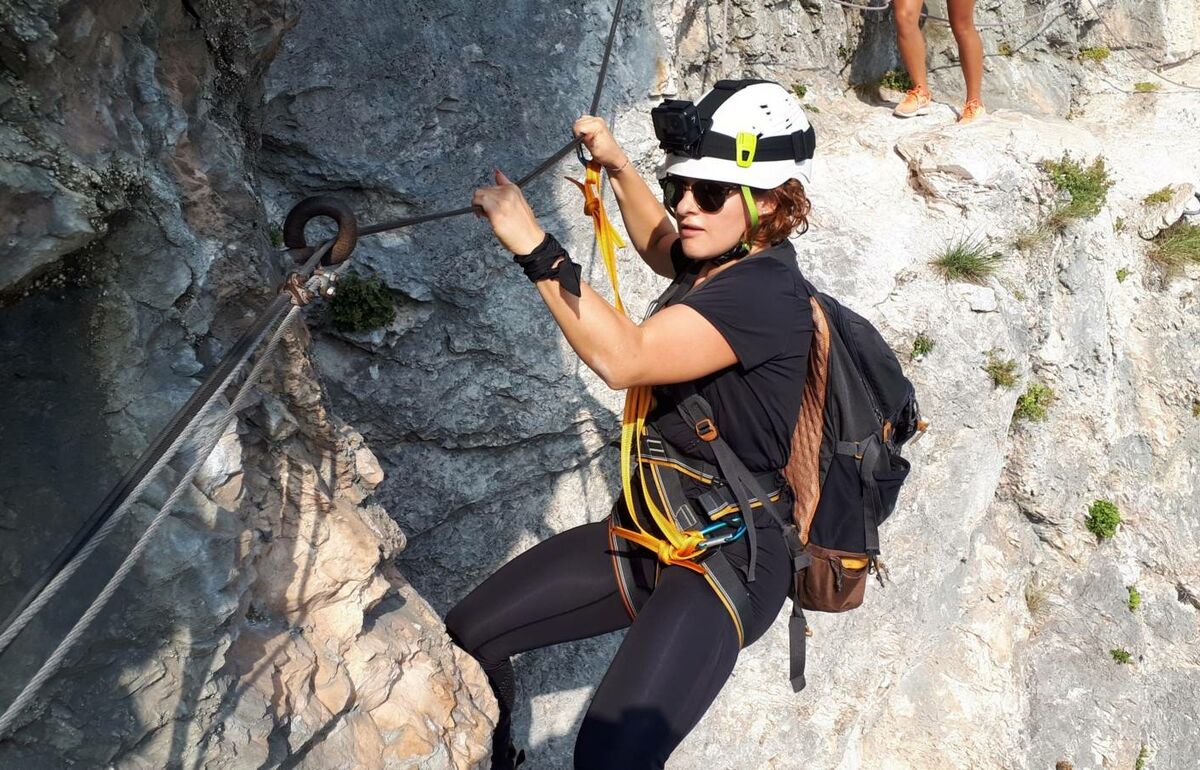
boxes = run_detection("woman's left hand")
[472,169,546,255]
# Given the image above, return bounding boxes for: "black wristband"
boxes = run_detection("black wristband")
[512,233,582,297]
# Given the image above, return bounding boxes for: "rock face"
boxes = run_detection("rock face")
[0,2,492,767]
[2,0,1199,769]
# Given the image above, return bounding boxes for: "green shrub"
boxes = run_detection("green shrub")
[983,349,1019,389]
[1133,81,1159,93]
[1116,267,1131,283]
[1114,216,1127,233]
[998,41,1014,57]
[932,234,1004,284]
[1143,185,1175,206]
[792,83,808,99]
[1127,585,1142,612]
[1040,152,1114,224]
[1110,647,1133,664]
[1086,499,1121,539]
[1078,46,1111,63]
[1193,400,1200,418]
[1014,382,1054,421]
[879,69,915,92]
[329,273,396,333]
[268,224,283,248]
[1136,745,1150,770]
[1148,221,1200,277]
[911,332,935,360]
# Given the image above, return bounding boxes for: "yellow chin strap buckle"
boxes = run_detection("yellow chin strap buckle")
[736,131,758,167]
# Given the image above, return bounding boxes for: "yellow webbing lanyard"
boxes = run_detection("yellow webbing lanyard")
[565,161,627,315]
[571,160,705,573]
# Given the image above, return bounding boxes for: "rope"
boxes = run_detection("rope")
[0,244,328,652]
[0,303,305,738]
[0,320,269,657]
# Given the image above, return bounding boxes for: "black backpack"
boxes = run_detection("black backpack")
[640,255,925,690]
[781,275,924,689]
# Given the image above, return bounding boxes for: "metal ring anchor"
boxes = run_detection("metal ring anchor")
[283,195,358,266]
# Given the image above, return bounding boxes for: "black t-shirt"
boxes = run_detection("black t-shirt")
[647,238,814,472]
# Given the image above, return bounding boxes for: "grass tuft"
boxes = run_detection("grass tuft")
[932,234,1004,284]
[1142,185,1175,206]
[1147,221,1200,277]
[1127,585,1142,612]
[1077,46,1111,63]
[1133,81,1159,93]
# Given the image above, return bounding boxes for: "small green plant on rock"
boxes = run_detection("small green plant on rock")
[1014,382,1054,422]
[910,332,935,360]
[879,69,915,92]
[983,349,1019,389]
[1133,81,1159,93]
[1116,267,1131,282]
[1040,152,1114,226]
[1148,221,1200,278]
[329,273,396,333]
[932,234,1004,284]
[1143,185,1175,206]
[1077,46,1110,63]
[1135,744,1151,770]
[1086,499,1121,540]
[998,41,1014,57]
[792,83,808,99]
[1127,585,1142,612]
[1192,400,1200,418]
[1110,647,1133,664]
[268,223,284,248]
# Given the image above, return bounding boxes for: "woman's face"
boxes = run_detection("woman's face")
[669,176,774,259]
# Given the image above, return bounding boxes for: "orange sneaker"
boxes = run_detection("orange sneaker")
[893,86,932,117]
[957,98,987,124]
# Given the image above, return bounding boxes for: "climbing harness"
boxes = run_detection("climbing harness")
[0,0,628,738]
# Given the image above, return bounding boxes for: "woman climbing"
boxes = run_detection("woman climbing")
[450,79,816,770]
[892,0,987,124]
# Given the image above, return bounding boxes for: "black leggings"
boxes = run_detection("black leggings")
[444,482,793,769]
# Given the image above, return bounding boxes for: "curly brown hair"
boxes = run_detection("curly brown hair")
[748,179,812,247]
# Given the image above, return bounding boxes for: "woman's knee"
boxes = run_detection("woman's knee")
[444,600,484,657]
[574,709,673,770]
[892,0,922,29]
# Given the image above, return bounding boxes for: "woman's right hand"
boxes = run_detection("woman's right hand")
[572,115,628,171]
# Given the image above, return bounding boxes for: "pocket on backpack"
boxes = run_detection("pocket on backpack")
[873,454,911,524]
[795,543,869,612]
[810,453,866,552]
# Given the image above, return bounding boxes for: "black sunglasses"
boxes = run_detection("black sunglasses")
[658,174,740,214]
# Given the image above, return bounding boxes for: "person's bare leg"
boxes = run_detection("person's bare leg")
[893,0,930,94]
[948,0,983,103]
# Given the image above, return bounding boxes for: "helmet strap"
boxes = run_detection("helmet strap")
[709,186,761,267]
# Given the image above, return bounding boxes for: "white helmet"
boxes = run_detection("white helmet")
[653,79,815,189]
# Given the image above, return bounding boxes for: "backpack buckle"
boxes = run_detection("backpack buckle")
[694,418,719,441]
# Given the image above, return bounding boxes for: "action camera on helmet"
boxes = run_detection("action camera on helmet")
[650,99,707,158]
